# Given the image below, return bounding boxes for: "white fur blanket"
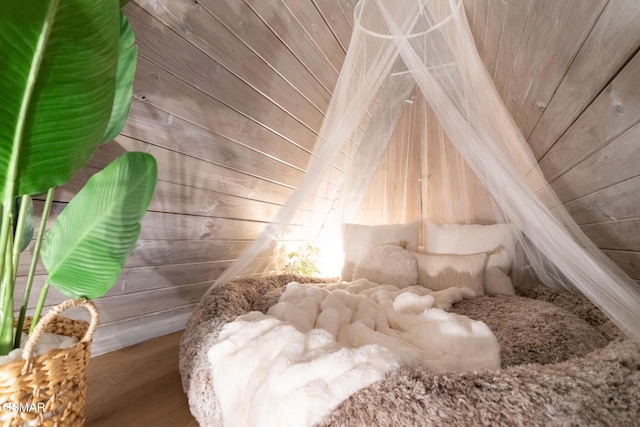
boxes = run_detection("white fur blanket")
[207,279,500,427]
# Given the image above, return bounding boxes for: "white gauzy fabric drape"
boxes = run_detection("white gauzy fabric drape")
[212,0,640,343]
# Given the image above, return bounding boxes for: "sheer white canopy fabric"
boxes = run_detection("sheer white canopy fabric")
[214,0,640,342]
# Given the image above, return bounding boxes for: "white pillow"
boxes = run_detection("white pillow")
[352,245,418,288]
[341,221,420,280]
[424,219,518,272]
[483,267,516,296]
[413,252,487,295]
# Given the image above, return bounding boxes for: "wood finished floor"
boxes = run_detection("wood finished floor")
[86,331,198,427]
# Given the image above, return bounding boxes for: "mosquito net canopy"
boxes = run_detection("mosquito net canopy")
[213,0,640,342]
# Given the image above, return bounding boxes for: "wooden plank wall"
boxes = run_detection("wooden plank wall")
[17,0,640,355]
[88,0,354,353]
[421,95,498,225]
[16,0,354,356]
[351,92,423,226]
[466,0,640,285]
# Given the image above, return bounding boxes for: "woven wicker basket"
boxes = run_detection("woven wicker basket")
[0,299,99,427]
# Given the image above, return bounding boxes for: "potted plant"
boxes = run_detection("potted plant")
[0,0,156,424]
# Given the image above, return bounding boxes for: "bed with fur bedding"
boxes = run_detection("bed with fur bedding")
[179,273,640,427]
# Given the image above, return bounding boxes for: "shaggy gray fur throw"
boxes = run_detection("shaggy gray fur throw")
[179,276,640,427]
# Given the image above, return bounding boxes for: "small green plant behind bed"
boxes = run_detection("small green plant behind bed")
[0,0,157,355]
[283,243,321,276]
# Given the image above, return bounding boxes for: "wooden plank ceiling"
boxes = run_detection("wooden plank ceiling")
[20,0,640,354]
[467,0,640,283]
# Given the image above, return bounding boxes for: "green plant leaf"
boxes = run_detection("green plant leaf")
[13,196,34,253]
[0,196,35,253]
[0,0,120,198]
[41,152,157,299]
[102,12,138,143]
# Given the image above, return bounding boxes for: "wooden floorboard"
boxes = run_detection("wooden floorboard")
[85,330,198,427]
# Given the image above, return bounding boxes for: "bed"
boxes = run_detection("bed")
[179,221,640,427]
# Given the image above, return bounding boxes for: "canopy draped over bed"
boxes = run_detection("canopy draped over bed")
[208,0,640,343]
[179,0,640,425]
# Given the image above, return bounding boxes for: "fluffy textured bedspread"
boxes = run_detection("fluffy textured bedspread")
[180,275,640,427]
[208,280,499,427]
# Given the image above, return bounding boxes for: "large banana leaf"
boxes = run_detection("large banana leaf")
[40,152,157,299]
[102,12,138,144]
[0,0,120,198]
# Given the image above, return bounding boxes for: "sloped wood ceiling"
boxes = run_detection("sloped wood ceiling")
[467,0,640,284]
[24,0,639,353]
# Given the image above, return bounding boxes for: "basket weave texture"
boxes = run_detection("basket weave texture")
[0,299,99,427]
